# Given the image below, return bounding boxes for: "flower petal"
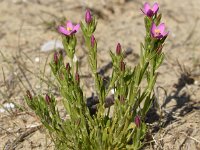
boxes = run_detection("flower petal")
[73,24,80,32]
[152,3,159,13]
[58,26,69,35]
[151,23,157,37]
[158,23,165,34]
[163,31,169,37]
[144,2,150,14]
[66,21,73,29]
[156,34,164,39]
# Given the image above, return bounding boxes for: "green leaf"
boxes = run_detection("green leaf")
[155,14,162,25]
[102,127,108,142]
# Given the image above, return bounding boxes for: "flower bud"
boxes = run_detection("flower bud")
[26,90,32,100]
[116,43,121,55]
[85,9,92,24]
[59,50,63,56]
[119,95,125,104]
[156,44,164,54]
[75,72,80,83]
[91,35,96,48]
[58,50,64,59]
[54,52,58,65]
[66,63,70,72]
[134,115,141,128]
[45,94,51,104]
[120,61,125,72]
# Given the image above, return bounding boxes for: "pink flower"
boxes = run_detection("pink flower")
[141,2,159,17]
[151,23,169,39]
[85,9,92,24]
[58,21,80,36]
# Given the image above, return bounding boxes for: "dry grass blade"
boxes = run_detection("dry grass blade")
[14,58,36,94]
[180,132,200,144]
[3,126,42,150]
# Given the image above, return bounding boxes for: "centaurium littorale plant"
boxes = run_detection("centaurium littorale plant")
[25,2,168,149]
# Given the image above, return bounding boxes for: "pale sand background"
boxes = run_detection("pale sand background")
[0,0,200,149]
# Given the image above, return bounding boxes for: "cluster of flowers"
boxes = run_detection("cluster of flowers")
[58,9,96,45]
[141,2,168,38]
[58,2,168,39]
[55,2,168,127]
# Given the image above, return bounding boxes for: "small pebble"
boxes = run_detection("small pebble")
[41,39,63,52]
[0,103,15,113]
[35,57,40,63]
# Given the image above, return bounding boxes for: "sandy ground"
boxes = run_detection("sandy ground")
[0,0,200,149]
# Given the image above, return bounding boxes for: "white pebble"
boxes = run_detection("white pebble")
[194,80,199,85]
[35,57,40,63]
[0,103,15,113]
[41,40,64,52]
[3,103,15,109]
[0,108,5,113]
[35,84,41,89]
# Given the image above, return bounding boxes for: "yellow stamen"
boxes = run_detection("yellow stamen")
[67,27,72,31]
[154,29,160,35]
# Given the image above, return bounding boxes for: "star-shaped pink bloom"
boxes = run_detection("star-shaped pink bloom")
[141,2,159,17]
[58,21,80,36]
[151,23,169,39]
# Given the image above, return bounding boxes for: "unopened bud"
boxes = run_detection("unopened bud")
[59,50,63,58]
[85,9,92,24]
[116,43,121,55]
[91,35,96,48]
[54,52,58,65]
[75,72,80,83]
[45,94,51,104]
[156,44,164,54]
[120,61,125,72]
[119,95,125,104]
[26,90,32,100]
[134,115,141,128]
[66,63,70,72]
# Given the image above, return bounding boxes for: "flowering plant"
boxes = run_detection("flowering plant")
[25,2,168,149]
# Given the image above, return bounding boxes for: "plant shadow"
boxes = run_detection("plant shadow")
[146,72,200,131]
